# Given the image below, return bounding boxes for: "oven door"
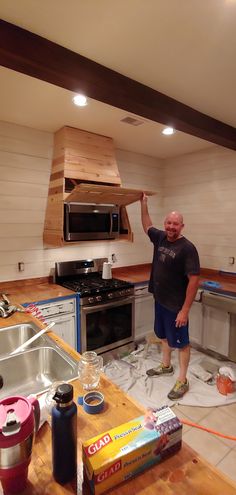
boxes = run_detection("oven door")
[80,296,134,354]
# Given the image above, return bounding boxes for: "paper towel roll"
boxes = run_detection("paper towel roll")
[102,262,112,279]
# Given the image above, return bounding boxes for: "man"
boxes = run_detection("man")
[140,194,200,400]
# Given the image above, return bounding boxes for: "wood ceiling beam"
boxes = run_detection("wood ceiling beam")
[1,19,236,150]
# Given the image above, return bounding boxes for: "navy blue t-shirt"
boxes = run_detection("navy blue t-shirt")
[148,227,200,312]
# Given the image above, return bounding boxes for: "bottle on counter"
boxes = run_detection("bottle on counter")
[51,383,77,484]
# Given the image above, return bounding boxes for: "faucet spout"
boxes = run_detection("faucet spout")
[0,296,24,318]
[0,305,8,318]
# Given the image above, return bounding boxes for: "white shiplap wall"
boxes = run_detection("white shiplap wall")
[2,121,235,282]
[0,121,162,282]
[163,146,236,271]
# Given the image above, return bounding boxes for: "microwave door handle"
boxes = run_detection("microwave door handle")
[109,211,113,235]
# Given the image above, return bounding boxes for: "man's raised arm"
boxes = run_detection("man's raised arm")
[140,193,153,233]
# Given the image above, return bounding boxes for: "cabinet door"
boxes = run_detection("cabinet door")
[189,302,203,345]
[48,315,76,349]
[202,305,230,356]
[135,295,154,339]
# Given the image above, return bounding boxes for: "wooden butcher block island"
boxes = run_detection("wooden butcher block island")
[1,313,236,495]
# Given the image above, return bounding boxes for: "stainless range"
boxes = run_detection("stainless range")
[55,258,134,355]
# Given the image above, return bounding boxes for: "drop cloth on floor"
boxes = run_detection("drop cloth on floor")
[104,346,236,408]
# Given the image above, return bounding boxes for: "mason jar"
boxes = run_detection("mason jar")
[77,351,103,390]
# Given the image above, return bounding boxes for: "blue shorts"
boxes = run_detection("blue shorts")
[154,302,189,349]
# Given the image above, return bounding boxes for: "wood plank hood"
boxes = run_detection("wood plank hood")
[65,183,155,206]
[43,126,155,247]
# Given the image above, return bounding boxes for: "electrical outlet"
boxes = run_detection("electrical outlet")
[18,262,25,272]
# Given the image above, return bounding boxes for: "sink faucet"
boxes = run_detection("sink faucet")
[0,294,25,318]
[0,304,8,318]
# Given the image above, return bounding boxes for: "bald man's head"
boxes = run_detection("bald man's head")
[164,211,184,242]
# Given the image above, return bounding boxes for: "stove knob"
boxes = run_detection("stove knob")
[96,295,102,302]
[88,297,94,304]
[108,293,113,299]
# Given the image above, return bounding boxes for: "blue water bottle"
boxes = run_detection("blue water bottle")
[52,383,77,484]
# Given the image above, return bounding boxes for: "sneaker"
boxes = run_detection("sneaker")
[146,363,174,377]
[167,379,189,400]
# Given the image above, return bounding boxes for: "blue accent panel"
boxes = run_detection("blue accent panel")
[22,294,76,307]
[76,294,81,353]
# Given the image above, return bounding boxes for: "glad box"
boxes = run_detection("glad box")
[82,406,182,495]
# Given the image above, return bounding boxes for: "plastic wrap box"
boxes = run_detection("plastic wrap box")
[82,406,182,495]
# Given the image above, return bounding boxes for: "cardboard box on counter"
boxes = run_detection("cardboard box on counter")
[82,405,182,495]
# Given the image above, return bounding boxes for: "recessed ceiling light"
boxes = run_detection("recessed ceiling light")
[162,127,175,135]
[73,94,88,107]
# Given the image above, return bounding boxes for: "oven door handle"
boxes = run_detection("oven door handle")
[82,296,134,313]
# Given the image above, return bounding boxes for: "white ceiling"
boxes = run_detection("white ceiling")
[1,0,236,159]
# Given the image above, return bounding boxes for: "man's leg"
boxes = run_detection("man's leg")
[162,338,172,367]
[167,344,190,400]
[146,303,175,377]
[178,344,190,382]
[146,337,174,376]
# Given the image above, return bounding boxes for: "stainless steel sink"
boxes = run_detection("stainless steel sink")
[0,322,49,357]
[0,346,78,399]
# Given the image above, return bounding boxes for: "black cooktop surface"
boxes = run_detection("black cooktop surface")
[60,275,133,297]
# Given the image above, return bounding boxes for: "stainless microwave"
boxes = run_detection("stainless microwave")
[64,203,120,241]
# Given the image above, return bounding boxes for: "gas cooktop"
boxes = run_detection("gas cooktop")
[55,258,134,305]
[61,275,132,297]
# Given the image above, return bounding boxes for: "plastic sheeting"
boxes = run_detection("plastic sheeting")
[104,346,236,408]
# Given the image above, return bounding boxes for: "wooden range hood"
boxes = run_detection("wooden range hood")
[43,126,154,247]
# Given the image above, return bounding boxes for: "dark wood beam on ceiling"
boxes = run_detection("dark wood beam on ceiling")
[1,19,236,151]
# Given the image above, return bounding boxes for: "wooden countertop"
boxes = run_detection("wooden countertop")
[113,264,151,284]
[0,277,75,306]
[1,265,236,307]
[113,264,236,296]
[1,312,236,494]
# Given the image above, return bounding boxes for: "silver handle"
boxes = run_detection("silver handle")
[82,296,134,313]
[109,211,113,235]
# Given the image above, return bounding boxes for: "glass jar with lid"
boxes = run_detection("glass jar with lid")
[77,351,103,390]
